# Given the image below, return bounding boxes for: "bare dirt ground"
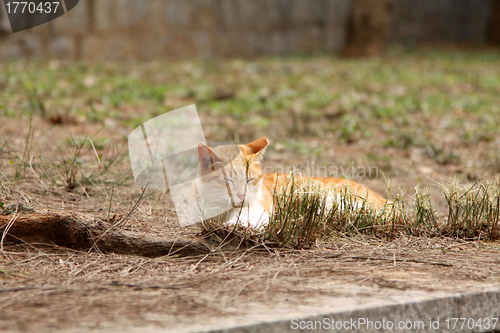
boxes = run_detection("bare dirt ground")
[0,116,499,332]
[1,53,500,332]
[1,233,500,332]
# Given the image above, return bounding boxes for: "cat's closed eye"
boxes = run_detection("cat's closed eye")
[224,177,235,185]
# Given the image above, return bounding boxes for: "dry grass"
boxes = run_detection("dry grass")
[200,175,500,251]
[1,236,499,332]
[442,178,500,240]
[1,52,500,331]
[1,112,499,252]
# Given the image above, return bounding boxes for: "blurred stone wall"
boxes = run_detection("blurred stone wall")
[0,0,494,60]
[0,0,351,60]
[389,0,492,44]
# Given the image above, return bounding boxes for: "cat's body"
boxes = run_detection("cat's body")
[190,137,388,228]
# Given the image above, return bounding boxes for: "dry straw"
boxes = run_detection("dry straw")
[202,175,500,249]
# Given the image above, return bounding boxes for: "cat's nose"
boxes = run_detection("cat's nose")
[237,193,245,200]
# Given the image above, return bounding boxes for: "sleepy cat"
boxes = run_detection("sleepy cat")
[190,137,388,228]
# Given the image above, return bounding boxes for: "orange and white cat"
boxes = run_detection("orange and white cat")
[190,137,388,228]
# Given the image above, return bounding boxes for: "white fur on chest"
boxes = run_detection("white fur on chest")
[226,185,269,229]
[227,204,269,229]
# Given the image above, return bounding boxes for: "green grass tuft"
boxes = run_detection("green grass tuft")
[202,176,500,250]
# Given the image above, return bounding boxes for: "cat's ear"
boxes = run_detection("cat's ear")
[246,137,269,154]
[198,143,222,168]
[245,137,269,161]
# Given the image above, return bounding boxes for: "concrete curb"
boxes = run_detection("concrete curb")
[207,290,500,333]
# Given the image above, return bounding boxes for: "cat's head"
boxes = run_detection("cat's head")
[196,137,269,208]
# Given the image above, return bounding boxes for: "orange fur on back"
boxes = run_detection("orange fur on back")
[260,173,387,211]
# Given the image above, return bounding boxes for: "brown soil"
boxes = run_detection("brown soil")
[0,116,499,332]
